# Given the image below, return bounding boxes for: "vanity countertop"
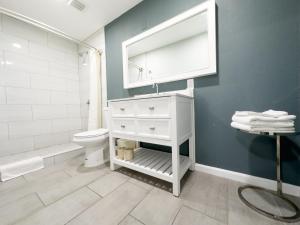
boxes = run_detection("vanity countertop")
[108,92,193,102]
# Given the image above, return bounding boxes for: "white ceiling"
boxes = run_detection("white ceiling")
[0,0,142,40]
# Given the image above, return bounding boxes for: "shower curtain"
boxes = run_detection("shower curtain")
[87,50,102,131]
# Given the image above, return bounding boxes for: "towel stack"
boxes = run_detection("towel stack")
[231,110,296,133]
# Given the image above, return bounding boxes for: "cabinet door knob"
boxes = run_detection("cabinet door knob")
[121,125,126,128]
[149,106,155,110]
[120,108,125,111]
[149,127,155,130]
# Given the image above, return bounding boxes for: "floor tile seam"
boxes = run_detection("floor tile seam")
[182,204,228,225]
[7,192,46,225]
[34,191,47,207]
[0,188,40,209]
[63,181,142,225]
[127,179,154,192]
[128,187,183,225]
[126,185,155,221]
[62,193,104,225]
[37,177,103,206]
[128,214,147,225]
[171,203,184,225]
[86,185,104,198]
[23,166,68,182]
[87,174,130,197]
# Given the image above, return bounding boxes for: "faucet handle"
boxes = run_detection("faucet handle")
[152,83,159,94]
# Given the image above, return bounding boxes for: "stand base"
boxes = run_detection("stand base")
[238,185,300,223]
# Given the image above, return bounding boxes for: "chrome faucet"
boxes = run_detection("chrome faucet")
[152,83,159,95]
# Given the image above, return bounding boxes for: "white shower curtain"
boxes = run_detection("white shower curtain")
[87,50,102,131]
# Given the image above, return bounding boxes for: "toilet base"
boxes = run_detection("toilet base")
[84,147,104,168]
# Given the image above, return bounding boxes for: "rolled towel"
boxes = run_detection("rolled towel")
[231,122,295,133]
[232,115,296,124]
[262,110,288,117]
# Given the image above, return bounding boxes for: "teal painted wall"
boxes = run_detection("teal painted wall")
[105,0,300,186]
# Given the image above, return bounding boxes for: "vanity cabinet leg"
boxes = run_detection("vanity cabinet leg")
[172,144,180,197]
[136,141,140,148]
[109,136,116,171]
[189,99,196,171]
[189,136,195,171]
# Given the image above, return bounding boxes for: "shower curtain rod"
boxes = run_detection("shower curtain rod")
[0,6,102,54]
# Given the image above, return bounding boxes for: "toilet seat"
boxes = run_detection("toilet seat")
[74,128,108,139]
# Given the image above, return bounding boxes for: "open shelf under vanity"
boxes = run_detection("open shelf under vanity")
[113,148,192,183]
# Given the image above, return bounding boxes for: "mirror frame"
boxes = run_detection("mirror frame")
[122,0,216,89]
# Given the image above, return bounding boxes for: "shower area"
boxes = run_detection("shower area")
[0,11,104,181]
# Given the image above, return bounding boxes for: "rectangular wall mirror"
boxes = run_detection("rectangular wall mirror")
[122,0,216,89]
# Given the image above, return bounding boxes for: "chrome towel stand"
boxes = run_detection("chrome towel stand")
[236,130,300,223]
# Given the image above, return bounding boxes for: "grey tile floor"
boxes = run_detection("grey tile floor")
[0,155,299,225]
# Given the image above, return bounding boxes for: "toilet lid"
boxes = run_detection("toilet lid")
[74,129,108,138]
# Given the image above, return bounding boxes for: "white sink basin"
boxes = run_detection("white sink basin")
[134,93,166,98]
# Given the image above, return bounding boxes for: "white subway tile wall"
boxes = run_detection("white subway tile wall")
[0,14,84,157]
[0,105,32,122]
[0,137,34,156]
[6,87,50,105]
[0,123,8,140]
[0,87,6,104]
[34,132,70,149]
[9,120,52,138]
[0,70,30,88]
[32,105,67,120]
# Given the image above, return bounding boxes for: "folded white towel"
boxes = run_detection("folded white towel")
[237,121,294,128]
[235,110,289,118]
[231,122,295,133]
[0,157,44,182]
[262,110,288,117]
[232,115,296,124]
[234,111,263,117]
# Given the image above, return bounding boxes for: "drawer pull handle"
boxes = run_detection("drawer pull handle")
[121,125,126,128]
[149,106,155,110]
[149,127,155,130]
[120,108,125,111]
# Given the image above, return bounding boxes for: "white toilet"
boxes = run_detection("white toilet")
[73,129,109,167]
[73,108,110,167]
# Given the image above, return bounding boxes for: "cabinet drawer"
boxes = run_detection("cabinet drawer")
[111,119,135,135]
[110,101,135,118]
[136,97,171,118]
[137,119,171,140]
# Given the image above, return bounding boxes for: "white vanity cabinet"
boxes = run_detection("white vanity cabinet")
[108,93,195,196]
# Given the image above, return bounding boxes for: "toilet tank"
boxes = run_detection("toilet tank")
[103,107,110,129]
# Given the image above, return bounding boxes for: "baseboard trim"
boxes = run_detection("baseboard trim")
[195,163,300,197]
